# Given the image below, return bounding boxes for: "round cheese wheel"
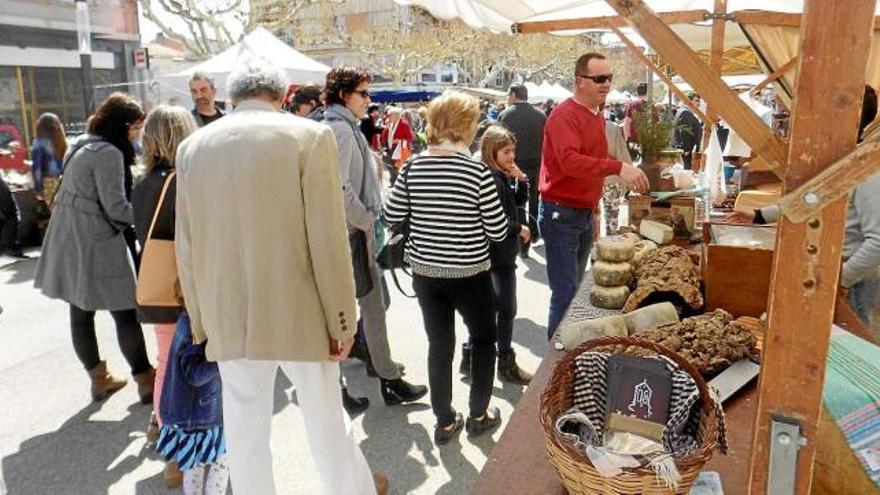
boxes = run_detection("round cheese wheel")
[592,260,633,287]
[589,285,631,310]
[596,235,636,262]
[632,239,659,266]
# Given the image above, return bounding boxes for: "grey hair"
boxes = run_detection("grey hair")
[189,71,215,89]
[225,59,287,103]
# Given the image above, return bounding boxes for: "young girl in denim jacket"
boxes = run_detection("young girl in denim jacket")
[156,313,228,494]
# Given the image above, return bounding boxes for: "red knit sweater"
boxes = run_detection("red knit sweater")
[539,99,622,210]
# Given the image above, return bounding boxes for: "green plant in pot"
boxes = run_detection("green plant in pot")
[632,101,684,191]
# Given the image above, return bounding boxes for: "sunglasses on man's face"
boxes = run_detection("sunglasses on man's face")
[577,74,613,84]
[353,89,371,99]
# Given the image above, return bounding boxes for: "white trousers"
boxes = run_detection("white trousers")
[218,359,376,495]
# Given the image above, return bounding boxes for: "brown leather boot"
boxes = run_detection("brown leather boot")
[164,460,183,488]
[132,367,156,405]
[87,361,127,402]
[373,473,389,495]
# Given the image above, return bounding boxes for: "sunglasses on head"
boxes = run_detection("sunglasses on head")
[577,74,613,84]
[353,89,371,99]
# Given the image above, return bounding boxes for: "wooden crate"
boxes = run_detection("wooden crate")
[702,223,776,318]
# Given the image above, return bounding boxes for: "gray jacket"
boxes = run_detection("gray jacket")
[842,172,880,287]
[323,104,382,233]
[499,101,547,163]
[34,136,137,311]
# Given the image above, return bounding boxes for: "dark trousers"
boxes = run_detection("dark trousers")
[0,179,20,253]
[70,304,151,374]
[413,271,497,426]
[466,266,517,353]
[538,201,593,338]
[518,159,540,255]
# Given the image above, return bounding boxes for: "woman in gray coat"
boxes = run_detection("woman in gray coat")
[34,93,155,404]
[322,67,427,409]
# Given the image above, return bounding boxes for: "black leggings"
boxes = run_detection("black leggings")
[69,304,151,375]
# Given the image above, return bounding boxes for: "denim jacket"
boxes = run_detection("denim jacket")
[159,313,223,430]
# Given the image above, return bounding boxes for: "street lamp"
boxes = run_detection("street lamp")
[75,0,93,119]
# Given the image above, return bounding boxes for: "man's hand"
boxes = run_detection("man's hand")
[329,337,354,362]
[727,210,756,224]
[519,225,531,243]
[619,162,649,193]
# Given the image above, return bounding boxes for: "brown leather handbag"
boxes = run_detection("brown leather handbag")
[136,172,179,307]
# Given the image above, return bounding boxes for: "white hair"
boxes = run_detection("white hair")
[225,58,287,103]
[385,106,403,116]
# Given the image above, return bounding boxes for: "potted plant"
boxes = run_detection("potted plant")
[631,101,683,191]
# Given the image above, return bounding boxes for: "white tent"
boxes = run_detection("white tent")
[606,89,630,105]
[158,27,330,101]
[524,81,572,104]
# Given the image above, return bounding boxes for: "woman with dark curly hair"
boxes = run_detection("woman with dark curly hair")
[322,67,428,413]
[35,92,155,405]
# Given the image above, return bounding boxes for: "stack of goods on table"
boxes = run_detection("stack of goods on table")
[542,228,768,493]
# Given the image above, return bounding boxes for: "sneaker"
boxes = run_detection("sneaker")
[434,412,464,445]
[466,406,502,438]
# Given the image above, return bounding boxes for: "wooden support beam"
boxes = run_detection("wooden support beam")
[603,0,789,178]
[514,10,708,34]
[732,11,880,30]
[746,0,875,493]
[700,0,727,155]
[778,132,880,223]
[610,27,709,124]
[750,55,798,97]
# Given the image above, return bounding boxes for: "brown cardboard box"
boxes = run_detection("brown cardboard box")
[701,223,776,318]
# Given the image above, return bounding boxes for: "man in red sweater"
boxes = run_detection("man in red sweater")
[539,52,648,337]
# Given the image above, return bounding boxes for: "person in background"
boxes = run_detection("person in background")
[544,99,556,117]
[0,174,24,257]
[292,85,324,121]
[460,125,532,385]
[35,92,155,404]
[360,103,384,151]
[189,72,226,127]
[31,113,67,207]
[379,106,413,183]
[132,105,197,488]
[156,313,229,495]
[623,82,648,149]
[673,93,703,170]
[539,53,649,337]
[499,83,545,259]
[385,91,508,446]
[322,66,427,411]
[175,60,386,494]
[602,118,632,235]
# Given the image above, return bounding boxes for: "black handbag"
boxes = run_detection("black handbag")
[377,163,416,298]
[349,229,373,298]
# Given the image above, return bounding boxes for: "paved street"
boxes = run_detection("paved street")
[0,246,553,495]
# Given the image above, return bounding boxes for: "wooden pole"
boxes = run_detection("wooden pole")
[514,10,708,33]
[602,0,789,178]
[610,27,709,123]
[700,0,727,158]
[749,56,798,98]
[746,0,875,493]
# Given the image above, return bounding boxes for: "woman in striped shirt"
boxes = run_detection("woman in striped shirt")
[384,91,508,445]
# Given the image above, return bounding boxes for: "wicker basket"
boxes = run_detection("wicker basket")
[539,336,724,494]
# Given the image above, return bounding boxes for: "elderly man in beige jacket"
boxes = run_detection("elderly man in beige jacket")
[175,60,386,495]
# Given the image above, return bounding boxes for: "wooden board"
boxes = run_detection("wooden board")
[746,1,876,493]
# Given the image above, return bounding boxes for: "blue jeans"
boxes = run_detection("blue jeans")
[847,275,880,326]
[538,201,594,339]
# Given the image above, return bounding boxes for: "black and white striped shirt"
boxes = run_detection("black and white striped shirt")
[384,153,508,278]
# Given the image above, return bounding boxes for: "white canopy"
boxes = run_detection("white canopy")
[523,81,573,104]
[395,0,880,33]
[158,27,330,100]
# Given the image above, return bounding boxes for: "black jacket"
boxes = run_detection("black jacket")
[499,102,547,163]
[132,163,181,323]
[673,108,703,153]
[489,169,529,269]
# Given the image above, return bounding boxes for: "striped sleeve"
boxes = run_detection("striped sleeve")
[384,169,409,227]
[479,168,508,242]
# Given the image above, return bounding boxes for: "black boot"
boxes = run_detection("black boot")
[380,378,428,405]
[497,349,532,385]
[459,345,471,377]
[341,386,369,414]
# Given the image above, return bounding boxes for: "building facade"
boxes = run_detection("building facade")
[0,0,141,144]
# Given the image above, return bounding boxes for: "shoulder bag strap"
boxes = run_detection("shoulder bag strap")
[145,172,176,242]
